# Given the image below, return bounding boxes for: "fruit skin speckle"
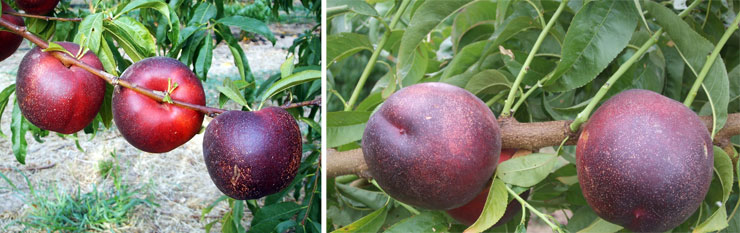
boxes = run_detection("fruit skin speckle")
[203,108,302,200]
[577,89,713,232]
[362,82,501,210]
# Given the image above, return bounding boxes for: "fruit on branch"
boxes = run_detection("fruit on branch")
[16,41,105,134]
[113,57,206,153]
[363,82,501,210]
[15,0,60,15]
[0,2,24,62]
[577,89,713,232]
[446,149,529,226]
[203,108,302,200]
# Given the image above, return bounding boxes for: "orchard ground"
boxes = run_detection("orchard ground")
[0,22,315,232]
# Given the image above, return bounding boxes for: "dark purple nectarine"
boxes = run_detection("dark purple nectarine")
[112,56,205,153]
[16,0,60,15]
[203,108,302,200]
[577,89,713,232]
[0,2,24,62]
[16,41,105,134]
[362,82,501,210]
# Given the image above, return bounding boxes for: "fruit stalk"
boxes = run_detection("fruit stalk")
[0,17,227,117]
[328,112,740,178]
[1,10,82,22]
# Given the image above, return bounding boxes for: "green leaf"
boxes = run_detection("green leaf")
[218,16,276,45]
[42,42,74,57]
[326,0,379,17]
[327,111,371,148]
[104,16,157,62]
[464,69,511,97]
[249,202,303,233]
[260,70,321,102]
[196,35,213,80]
[335,182,387,210]
[644,1,729,139]
[217,79,249,107]
[385,211,447,233]
[0,84,16,138]
[398,0,475,78]
[694,203,728,233]
[465,178,508,232]
[116,0,171,26]
[281,54,295,78]
[441,41,487,81]
[577,218,623,233]
[497,153,558,187]
[451,0,497,52]
[74,13,104,55]
[544,0,638,92]
[217,26,253,81]
[693,147,732,233]
[188,2,217,26]
[327,33,373,66]
[332,200,389,233]
[11,100,27,165]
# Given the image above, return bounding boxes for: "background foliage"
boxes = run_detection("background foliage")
[327,0,740,232]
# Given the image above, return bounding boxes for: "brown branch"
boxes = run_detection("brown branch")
[2,11,82,22]
[328,113,740,178]
[281,97,321,109]
[0,17,227,117]
[0,163,56,172]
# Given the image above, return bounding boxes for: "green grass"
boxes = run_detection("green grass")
[0,152,157,232]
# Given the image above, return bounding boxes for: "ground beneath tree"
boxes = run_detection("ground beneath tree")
[0,22,314,232]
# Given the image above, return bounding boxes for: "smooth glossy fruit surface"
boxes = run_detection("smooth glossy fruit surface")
[0,2,24,62]
[203,108,302,200]
[16,41,105,134]
[577,89,713,232]
[16,0,60,15]
[363,82,501,210]
[112,56,205,153]
[446,149,527,226]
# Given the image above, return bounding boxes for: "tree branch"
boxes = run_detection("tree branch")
[0,17,228,117]
[328,113,740,178]
[281,97,321,109]
[2,11,82,22]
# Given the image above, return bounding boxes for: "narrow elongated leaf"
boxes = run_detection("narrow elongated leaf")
[195,35,213,80]
[464,69,511,96]
[398,0,475,78]
[385,212,447,233]
[249,202,303,233]
[0,84,15,138]
[11,100,27,164]
[332,201,389,233]
[577,218,623,233]
[217,26,253,81]
[218,16,276,45]
[74,13,104,54]
[261,70,320,102]
[644,1,729,138]
[116,0,171,25]
[465,178,508,232]
[105,16,157,62]
[327,33,372,66]
[544,0,638,92]
[326,0,379,17]
[327,111,371,148]
[441,41,487,81]
[188,2,217,26]
[335,182,387,210]
[281,54,295,78]
[692,147,732,233]
[451,1,498,52]
[217,79,248,107]
[497,153,558,187]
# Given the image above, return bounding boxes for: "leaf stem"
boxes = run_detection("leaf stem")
[344,0,411,111]
[505,185,563,233]
[2,11,82,22]
[500,0,568,117]
[568,28,662,132]
[682,12,740,106]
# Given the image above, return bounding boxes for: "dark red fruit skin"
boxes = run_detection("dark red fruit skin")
[16,42,105,134]
[203,108,302,200]
[577,89,713,232]
[16,0,60,15]
[1,2,24,62]
[112,57,205,153]
[362,82,501,210]
[446,149,527,226]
